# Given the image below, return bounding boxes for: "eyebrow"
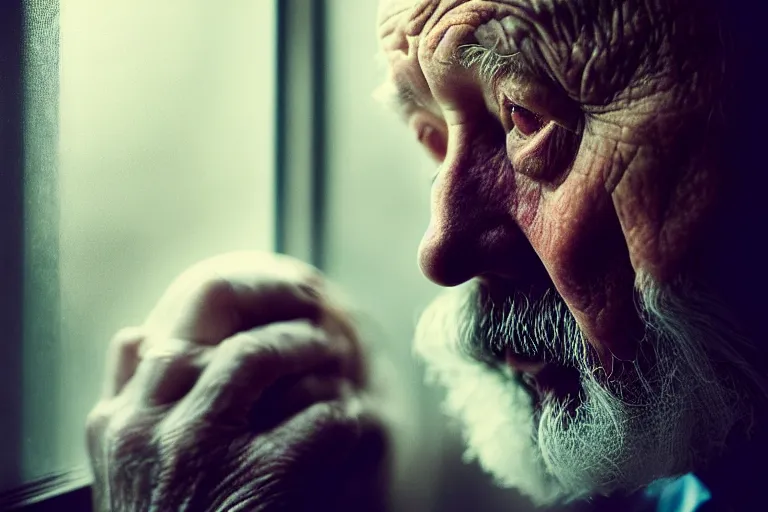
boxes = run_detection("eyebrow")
[372,44,530,117]
[455,43,528,84]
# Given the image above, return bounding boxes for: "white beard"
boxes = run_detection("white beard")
[413,272,758,507]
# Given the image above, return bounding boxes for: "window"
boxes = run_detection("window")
[1,1,480,510]
[1,0,277,506]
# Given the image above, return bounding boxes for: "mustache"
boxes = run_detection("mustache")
[459,279,588,369]
[415,271,756,502]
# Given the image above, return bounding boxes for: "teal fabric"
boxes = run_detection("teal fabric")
[641,474,712,512]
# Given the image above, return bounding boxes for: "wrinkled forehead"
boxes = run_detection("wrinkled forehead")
[376,0,477,70]
[376,0,417,58]
[376,0,418,28]
[376,0,526,61]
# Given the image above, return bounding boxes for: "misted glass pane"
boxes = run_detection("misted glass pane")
[19,0,276,488]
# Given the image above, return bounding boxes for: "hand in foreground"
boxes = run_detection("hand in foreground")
[85,252,390,511]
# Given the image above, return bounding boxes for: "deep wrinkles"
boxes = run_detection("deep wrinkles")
[408,0,489,39]
[508,0,656,106]
[409,0,717,111]
[388,0,723,358]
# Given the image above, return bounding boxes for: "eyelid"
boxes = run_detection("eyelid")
[496,88,579,136]
[496,94,540,132]
[492,71,581,133]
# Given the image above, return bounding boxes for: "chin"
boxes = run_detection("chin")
[413,272,758,507]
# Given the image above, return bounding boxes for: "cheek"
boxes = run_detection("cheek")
[521,172,623,293]
[515,150,641,361]
[611,146,720,283]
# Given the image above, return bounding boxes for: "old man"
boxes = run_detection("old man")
[86,0,768,510]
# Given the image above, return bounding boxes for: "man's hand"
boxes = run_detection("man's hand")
[85,252,390,511]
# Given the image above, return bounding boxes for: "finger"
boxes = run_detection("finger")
[264,397,389,511]
[273,398,367,460]
[330,401,391,511]
[102,327,145,399]
[142,251,326,347]
[248,374,350,432]
[127,337,214,406]
[172,320,345,425]
[208,398,373,512]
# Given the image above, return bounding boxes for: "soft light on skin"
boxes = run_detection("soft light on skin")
[375,0,768,504]
[376,0,725,370]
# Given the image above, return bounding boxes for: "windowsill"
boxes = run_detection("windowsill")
[0,466,92,511]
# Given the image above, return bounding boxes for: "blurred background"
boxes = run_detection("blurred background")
[0,0,535,509]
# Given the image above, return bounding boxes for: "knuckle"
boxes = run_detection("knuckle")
[254,339,284,365]
[86,399,152,449]
[87,399,166,474]
[216,322,335,378]
[217,331,248,355]
[166,267,236,318]
[261,320,323,345]
[101,408,132,442]
[313,398,386,442]
[228,332,284,368]
[110,327,145,355]
[85,401,113,438]
[194,275,236,310]
[103,406,160,454]
[142,336,208,366]
[311,400,361,435]
[143,342,195,366]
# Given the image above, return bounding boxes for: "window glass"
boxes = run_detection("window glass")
[19,0,276,487]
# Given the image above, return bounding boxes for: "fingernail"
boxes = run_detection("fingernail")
[297,283,321,300]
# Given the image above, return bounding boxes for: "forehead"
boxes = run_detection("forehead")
[377,0,419,25]
[377,0,528,34]
[376,0,532,114]
[376,0,532,64]
[376,0,526,95]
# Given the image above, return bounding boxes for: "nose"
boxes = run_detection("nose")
[417,121,544,287]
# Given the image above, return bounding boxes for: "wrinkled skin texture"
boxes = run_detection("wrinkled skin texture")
[86,252,390,512]
[377,0,725,368]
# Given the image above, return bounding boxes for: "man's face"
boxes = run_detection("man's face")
[376,0,754,505]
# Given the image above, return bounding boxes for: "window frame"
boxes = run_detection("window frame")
[0,0,328,509]
[0,0,26,502]
[275,0,328,268]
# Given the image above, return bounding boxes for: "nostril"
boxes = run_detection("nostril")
[417,187,545,288]
[418,261,473,287]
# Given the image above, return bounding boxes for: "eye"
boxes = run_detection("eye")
[503,99,544,137]
[415,123,448,163]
